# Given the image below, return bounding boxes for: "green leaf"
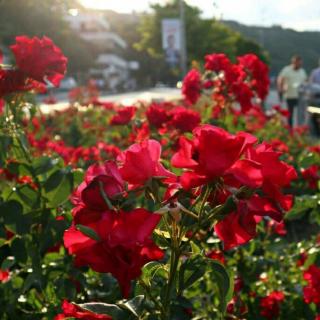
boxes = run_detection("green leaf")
[207,259,233,313]
[11,237,28,263]
[1,256,16,270]
[190,241,201,254]
[299,153,318,168]
[22,273,38,292]
[225,268,234,304]
[76,224,101,241]
[32,156,58,176]
[79,302,125,319]
[7,161,25,176]
[0,135,12,167]
[179,255,206,292]
[0,239,6,248]
[0,225,6,238]
[0,200,31,234]
[0,200,23,224]
[118,295,145,317]
[0,200,32,234]
[286,195,318,221]
[80,296,145,319]
[44,169,72,206]
[72,169,84,186]
[141,261,165,285]
[16,184,39,208]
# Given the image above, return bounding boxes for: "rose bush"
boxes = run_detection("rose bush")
[0,36,319,320]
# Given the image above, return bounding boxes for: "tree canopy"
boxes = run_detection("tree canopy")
[135,0,269,79]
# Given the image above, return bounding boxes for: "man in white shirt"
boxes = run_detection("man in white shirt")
[277,55,307,127]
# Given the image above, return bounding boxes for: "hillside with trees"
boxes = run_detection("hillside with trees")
[225,20,320,75]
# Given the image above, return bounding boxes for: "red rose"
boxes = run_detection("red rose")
[146,103,171,128]
[118,139,175,187]
[182,69,201,104]
[0,269,10,283]
[10,36,67,86]
[301,165,320,190]
[214,192,291,250]
[260,291,284,319]
[214,202,259,250]
[296,252,308,267]
[169,107,201,132]
[247,143,297,211]
[268,139,289,153]
[64,208,164,297]
[205,53,231,72]
[172,125,256,188]
[55,300,112,319]
[206,250,225,264]
[227,159,263,189]
[272,105,290,117]
[205,53,245,86]
[72,161,124,212]
[225,64,246,85]
[176,133,295,250]
[238,54,270,100]
[0,69,29,98]
[110,106,136,125]
[303,265,320,305]
[231,82,254,113]
[234,276,244,292]
[267,220,287,236]
[129,122,150,143]
[0,99,4,114]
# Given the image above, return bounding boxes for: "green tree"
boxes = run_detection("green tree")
[135,0,268,83]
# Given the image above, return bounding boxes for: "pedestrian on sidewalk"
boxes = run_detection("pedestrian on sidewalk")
[277,55,307,127]
[310,58,320,85]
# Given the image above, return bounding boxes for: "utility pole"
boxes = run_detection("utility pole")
[179,0,187,77]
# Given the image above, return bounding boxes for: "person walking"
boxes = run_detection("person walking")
[310,58,320,85]
[277,55,307,127]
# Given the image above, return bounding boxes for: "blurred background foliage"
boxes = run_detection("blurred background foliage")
[1,0,319,83]
[0,0,267,84]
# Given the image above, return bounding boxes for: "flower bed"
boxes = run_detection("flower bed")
[0,36,319,320]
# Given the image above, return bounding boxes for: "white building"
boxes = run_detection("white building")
[65,10,138,91]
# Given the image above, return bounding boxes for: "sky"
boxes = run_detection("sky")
[79,0,320,31]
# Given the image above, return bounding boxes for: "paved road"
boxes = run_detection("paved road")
[39,87,279,114]
[265,89,279,109]
[39,87,182,114]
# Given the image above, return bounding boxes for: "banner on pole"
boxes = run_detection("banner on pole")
[161,19,181,67]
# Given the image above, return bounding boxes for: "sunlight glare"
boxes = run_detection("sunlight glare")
[80,0,157,13]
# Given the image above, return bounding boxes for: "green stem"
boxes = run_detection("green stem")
[198,185,211,222]
[162,247,180,320]
[7,100,44,207]
[15,134,43,196]
[181,185,212,251]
